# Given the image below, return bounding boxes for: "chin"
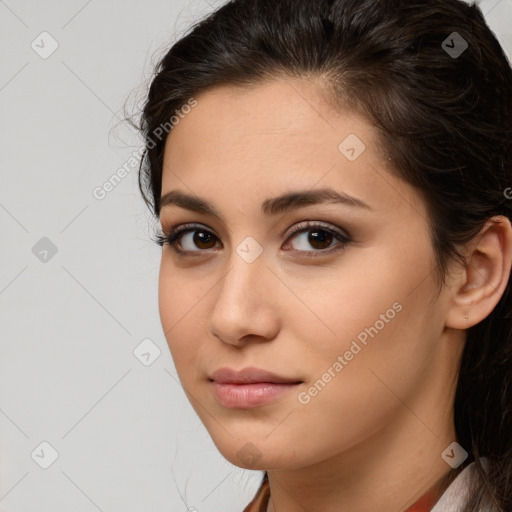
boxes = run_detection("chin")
[210,432,304,471]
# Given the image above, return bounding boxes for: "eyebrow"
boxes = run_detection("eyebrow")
[159,187,373,218]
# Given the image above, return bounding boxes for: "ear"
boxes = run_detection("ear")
[445,215,512,330]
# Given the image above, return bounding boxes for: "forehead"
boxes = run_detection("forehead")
[164,77,369,162]
[161,78,426,223]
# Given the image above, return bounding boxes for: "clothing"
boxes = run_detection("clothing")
[430,458,491,512]
[243,458,490,512]
[243,475,269,512]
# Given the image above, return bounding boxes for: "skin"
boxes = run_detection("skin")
[157,76,512,512]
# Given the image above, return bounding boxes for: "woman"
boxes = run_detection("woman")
[131,0,512,510]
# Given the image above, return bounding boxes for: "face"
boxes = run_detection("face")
[158,77,454,471]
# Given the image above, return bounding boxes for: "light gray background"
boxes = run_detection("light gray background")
[0,0,511,511]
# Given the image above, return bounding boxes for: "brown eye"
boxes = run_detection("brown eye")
[157,221,350,257]
[191,230,217,249]
[175,229,220,252]
[306,229,334,250]
[285,221,350,254]
[156,223,221,253]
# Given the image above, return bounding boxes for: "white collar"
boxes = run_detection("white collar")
[430,458,490,512]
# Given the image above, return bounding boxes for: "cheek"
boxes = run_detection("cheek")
[281,258,405,362]
[158,257,206,331]
[158,262,203,375]
[157,265,176,341]
[298,295,438,442]
[290,250,436,400]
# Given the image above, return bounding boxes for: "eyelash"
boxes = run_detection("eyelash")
[155,221,351,257]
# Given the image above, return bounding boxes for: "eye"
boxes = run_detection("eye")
[283,220,350,255]
[156,223,221,254]
[156,221,351,256]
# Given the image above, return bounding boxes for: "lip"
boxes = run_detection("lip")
[208,367,303,409]
[209,366,302,384]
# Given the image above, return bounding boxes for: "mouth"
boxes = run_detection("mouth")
[208,367,303,408]
[208,366,303,385]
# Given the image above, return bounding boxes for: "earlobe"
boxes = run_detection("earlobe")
[444,216,512,330]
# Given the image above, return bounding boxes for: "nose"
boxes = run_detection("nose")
[208,248,280,347]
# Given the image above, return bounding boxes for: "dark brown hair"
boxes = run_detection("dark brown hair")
[129,0,512,509]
